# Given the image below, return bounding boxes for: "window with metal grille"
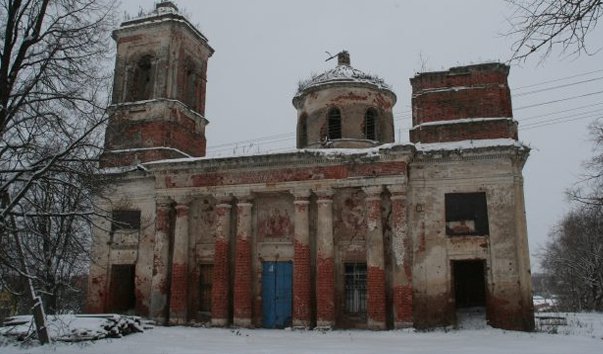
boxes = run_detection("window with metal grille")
[111,210,141,231]
[344,263,367,315]
[364,108,378,140]
[299,113,308,147]
[328,108,342,140]
[198,264,213,312]
[445,192,489,236]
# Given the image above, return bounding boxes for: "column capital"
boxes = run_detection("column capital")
[232,189,253,204]
[173,195,192,206]
[386,185,407,199]
[363,185,383,200]
[214,193,233,207]
[290,188,311,200]
[314,188,335,201]
[156,196,173,209]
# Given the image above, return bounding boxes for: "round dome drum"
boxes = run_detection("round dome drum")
[293,51,396,149]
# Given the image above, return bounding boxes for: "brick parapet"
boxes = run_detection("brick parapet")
[410,119,518,144]
[410,63,516,144]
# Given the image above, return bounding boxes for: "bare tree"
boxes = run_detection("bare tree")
[0,0,116,344]
[506,0,603,61]
[542,206,603,311]
[568,120,603,206]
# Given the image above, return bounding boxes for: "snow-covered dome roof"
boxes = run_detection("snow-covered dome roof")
[295,51,394,98]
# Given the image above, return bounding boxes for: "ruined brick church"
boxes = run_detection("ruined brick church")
[87,2,535,331]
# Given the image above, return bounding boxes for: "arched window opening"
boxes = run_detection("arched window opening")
[365,108,378,140]
[328,108,342,140]
[299,113,308,148]
[185,67,197,109]
[129,55,154,102]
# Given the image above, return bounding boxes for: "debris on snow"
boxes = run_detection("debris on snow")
[0,314,146,343]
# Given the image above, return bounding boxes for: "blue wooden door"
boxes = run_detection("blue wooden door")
[262,261,292,328]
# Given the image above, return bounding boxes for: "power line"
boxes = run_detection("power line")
[513,76,603,97]
[515,90,603,110]
[523,113,602,131]
[516,102,603,122]
[514,68,603,91]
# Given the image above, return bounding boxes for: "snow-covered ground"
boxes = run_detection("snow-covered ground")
[2,312,602,354]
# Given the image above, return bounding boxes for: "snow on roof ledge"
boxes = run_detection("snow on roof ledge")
[415,138,528,152]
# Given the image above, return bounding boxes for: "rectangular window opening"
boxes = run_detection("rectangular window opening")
[111,210,141,231]
[445,192,489,236]
[344,263,367,316]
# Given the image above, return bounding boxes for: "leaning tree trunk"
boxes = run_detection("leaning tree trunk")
[10,213,51,344]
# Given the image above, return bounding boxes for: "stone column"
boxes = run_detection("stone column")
[315,189,335,328]
[363,186,386,330]
[150,197,172,324]
[211,196,232,327]
[388,185,413,328]
[292,189,311,328]
[169,197,190,325]
[233,195,253,327]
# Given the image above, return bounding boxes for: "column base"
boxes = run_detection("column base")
[316,320,334,328]
[211,318,229,327]
[168,318,187,326]
[394,321,414,329]
[367,319,386,330]
[233,317,252,328]
[293,319,311,328]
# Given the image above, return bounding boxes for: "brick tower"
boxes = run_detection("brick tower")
[409,63,518,144]
[100,1,214,168]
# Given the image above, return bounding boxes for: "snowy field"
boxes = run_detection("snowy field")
[1,312,602,354]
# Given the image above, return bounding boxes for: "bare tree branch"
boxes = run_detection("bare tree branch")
[506,0,603,62]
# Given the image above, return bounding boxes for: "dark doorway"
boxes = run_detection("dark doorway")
[108,264,136,313]
[453,260,486,308]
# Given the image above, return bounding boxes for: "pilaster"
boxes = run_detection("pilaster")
[315,188,335,328]
[363,186,386,330]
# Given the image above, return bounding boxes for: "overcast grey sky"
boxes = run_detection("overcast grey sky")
[120,1,603,271]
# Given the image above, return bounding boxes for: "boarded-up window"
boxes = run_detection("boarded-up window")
[445,192,489,236]
[108,264,136,313]
[111,210,141,231]
[198,264,213,313]
[328,108,342,140]
[344,263,367,316]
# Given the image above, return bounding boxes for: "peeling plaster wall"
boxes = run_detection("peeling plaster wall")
[408,151,533,330]
[87,176,156,316]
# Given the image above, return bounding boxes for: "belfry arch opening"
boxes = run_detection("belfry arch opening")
[128,55,155,102]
